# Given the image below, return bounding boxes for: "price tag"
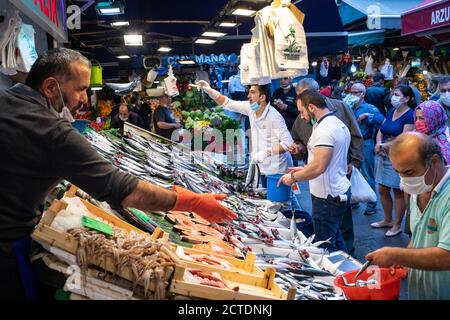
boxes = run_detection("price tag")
[82,216,114,236]
[292,183,301,195]
[130,208,150,222]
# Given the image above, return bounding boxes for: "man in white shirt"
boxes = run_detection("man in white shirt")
[196,79,294,184]
[279,90,352,253]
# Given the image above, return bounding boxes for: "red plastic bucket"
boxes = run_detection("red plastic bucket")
[334,267,407,300]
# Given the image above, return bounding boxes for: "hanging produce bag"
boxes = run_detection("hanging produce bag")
[163,65,179,97]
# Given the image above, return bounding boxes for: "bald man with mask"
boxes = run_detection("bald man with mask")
[367,132,450,300]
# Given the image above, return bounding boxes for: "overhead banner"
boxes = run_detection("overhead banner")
[10,0,68,42]
[402,0,450,36]
[162,53,239,67]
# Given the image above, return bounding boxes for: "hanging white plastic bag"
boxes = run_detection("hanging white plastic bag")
[350,167,377,203]
[16,23,38,73]
[146,68,158,87]
[163,65,179,97]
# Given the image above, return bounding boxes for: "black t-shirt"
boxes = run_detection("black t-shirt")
[0,84,139,240]
[132,102,152,130]
[110,112,144,131]
[153,106,177,139]
[271,86,298,131]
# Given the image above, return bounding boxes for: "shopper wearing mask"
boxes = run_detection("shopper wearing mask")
[110,103,144,131]
[366,132,450,300]
[291,78,363,255]
[153,93,182,140]
[398,78,423,106]
[196,79,294,187]
[271,77,298,132]
[372,85,416,237]
[438,76,450,127]
[278,90,351,253]
[414,101,450,164]
[346,83,385,215]
[0,48,236,299]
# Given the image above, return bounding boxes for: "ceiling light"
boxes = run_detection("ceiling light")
[393,47,400,51]
[311,61,318,66]
[422,70,428,75]
[178,60,196,65]
[219,22,237,27]
[158,47,172,52]
[195,38,216,44]
[124,34,143,46]
[96,1,124,15]
[117,55,130,59]
[91,87,103,91]
[202,31,227,37]
[232,8,256,16]
[110,21,129,27]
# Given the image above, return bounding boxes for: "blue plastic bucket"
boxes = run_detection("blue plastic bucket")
[72,120,90,134]
[266,174,291,202]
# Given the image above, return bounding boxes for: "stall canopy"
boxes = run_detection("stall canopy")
[69,0,348,64]
[402,0,450,37]
[339,0,423,29]
[296,0,348,56]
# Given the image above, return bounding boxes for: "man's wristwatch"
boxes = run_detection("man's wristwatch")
[290,172,297,182]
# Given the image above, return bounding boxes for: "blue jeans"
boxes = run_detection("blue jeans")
[361,139,377,211]
[312,188,351,253]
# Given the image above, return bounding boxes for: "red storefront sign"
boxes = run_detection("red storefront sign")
[402,0,450,36]
[33,0,59,27]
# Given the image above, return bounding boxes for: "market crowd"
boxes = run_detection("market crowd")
[197,71,450,300]
[0,47,449,300]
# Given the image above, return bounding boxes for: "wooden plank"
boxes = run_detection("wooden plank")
[287,287,297,300]
[265,268,277,290]
[179,261,266,287]
[66,185,79,198]
[170,280,283,300]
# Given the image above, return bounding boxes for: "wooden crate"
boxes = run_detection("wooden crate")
[170,266,295,300]
[32,199,173,294]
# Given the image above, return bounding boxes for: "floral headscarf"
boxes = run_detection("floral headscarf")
[415,101,450,164]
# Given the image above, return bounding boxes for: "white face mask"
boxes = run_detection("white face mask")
[441,92,450,106]
[119,115,128,122]
[400,166,436,195]
[344,94,361,108]
[391,96,402,109]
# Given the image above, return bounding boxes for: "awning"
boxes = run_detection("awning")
[295,0,348,56]
[348,29,385,47]
[339,0,423,29]
[401,0,450,36]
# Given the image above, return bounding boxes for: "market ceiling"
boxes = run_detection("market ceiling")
[67,0,347,64]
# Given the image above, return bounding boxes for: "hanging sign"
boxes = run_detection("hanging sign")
[402,1,450,36]
[9,0,68,42]
[162,53,238,67]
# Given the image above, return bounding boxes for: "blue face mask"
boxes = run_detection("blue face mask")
[250,102,260,111]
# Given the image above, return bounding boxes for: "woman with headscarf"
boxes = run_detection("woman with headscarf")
[414,101,450,165]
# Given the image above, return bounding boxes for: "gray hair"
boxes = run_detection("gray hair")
[25,48,91,89]
[352,83,366,95]
[439,76,450,88]
[296,78,320,92]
